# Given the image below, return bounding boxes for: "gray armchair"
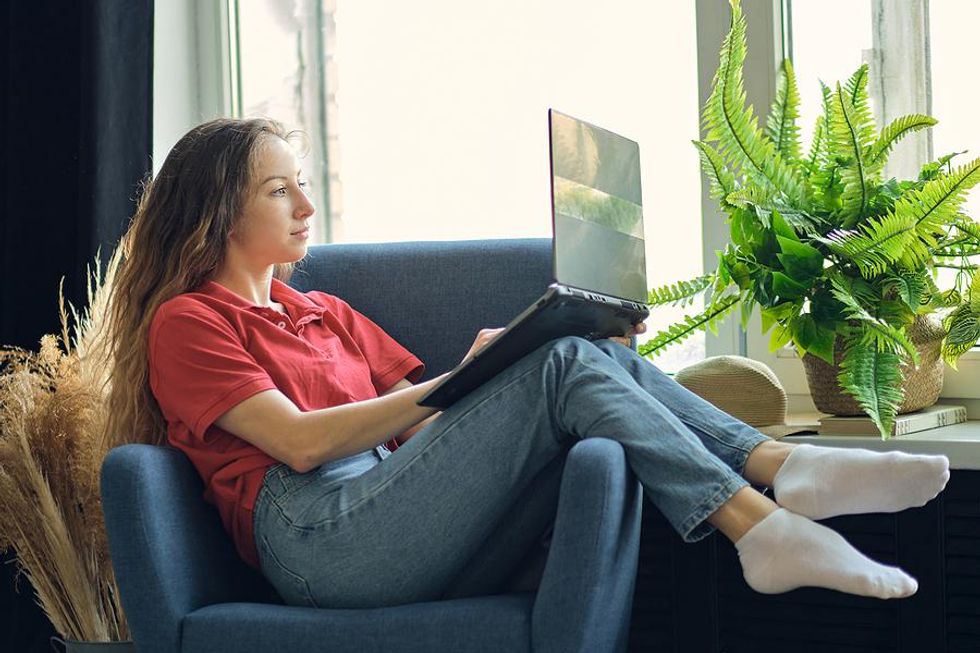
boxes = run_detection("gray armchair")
[102,239,643,653]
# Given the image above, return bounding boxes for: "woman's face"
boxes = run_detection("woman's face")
[230,136,315,267]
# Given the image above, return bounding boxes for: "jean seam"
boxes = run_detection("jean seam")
[283,362,548,532]
[677,475,748,541]
[258,533,320,608]
[706,429,768,472]
[252,465,282,544]
[272,474,321,507]
[678,418,770,474]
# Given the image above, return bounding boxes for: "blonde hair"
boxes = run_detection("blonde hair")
[104,117,295,447]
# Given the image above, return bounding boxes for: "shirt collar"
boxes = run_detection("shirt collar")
[199,278,326,325]
[270,278,326,326]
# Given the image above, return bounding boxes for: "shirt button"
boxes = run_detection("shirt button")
[277,321,287,328]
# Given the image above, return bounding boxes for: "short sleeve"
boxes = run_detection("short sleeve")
[149,302,278,438]
[310,292,425,392]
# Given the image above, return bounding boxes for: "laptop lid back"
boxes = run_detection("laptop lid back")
[549,109,647,303]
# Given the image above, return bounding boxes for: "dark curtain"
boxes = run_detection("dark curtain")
[0,1,153,650]
[0,0,152,349]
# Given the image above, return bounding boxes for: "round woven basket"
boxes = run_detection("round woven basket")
[801,316,945,416]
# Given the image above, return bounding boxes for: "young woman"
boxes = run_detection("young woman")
[106,117,950,610]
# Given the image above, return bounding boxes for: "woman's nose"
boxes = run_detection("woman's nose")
[297,193,316,219]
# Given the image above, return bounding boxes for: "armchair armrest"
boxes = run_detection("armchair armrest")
[101,444,277,653]
[532,438,642,653]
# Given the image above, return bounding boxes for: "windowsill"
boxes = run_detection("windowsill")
[784,420,980,470]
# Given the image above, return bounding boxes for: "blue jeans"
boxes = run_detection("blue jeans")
[253,336,769,609]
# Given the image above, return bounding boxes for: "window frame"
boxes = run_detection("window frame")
[695,0,783,359]
[153,0,240,175]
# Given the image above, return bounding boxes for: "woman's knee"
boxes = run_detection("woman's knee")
[545,336,647,367]
[543,335,598,360]
[592,338,644,366]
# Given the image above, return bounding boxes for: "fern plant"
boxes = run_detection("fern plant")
[645,0,980,437]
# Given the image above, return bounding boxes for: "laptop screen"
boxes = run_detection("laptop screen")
[549,110,647,303]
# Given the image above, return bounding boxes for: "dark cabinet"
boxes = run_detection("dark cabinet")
[629,471,980,653]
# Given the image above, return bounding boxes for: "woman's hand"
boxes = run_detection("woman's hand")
[461,328,506,364]
[609,321,647,347]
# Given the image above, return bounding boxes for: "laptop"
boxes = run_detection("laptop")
[417,109,650,409]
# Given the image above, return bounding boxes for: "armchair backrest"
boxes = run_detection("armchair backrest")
[291,238,553,378]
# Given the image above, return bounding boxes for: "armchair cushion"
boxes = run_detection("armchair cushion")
[182,596,532,653]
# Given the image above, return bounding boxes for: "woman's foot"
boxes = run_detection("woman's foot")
[771,445,950,520]
[735,508,917,598]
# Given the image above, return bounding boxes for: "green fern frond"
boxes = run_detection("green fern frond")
[941,288,963,307]
[701,0,805,206]
[918,274,958,310]
[832,273,879,308]
[968,270,980,314]
[934,251,980,261]
[855,315,919,364]
[831,83,871,227]
[867,114,937,170]
[894,157,980,265]
[776,208,825,237]
[882,270,927,311]
[920,151,965,182]
[638,294,739,357]
[838,343,904,437]
[723,187,824,237]
[933,227,980,257]
[942,303,980,368]
[805,81,834,174]
[842,64,876,150]
[829,278,919,361]
[647,275,714,307]
[694,140,738,209]
[740,292,758,329]
[766,59,802,162]
[821,212,918,278]
[725,186,772,211]
[953,219,980,244]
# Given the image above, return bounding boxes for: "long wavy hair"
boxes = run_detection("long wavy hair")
[104,117,295,448]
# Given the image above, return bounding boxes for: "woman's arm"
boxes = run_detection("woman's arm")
[382,379,441,444]
[214,327,502,473]
[214,375,447,473]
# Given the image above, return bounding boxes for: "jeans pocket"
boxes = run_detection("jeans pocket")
[275,467,321,501]
[258,534,319,608]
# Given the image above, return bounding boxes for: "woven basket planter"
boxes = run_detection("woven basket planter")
[801,316,945,416]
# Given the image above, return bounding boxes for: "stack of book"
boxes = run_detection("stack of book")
[817,404,968,437]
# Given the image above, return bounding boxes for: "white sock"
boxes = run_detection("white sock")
[735,509,918,598]
[772,444,950,520]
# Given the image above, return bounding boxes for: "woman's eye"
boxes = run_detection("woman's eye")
[298,179,311,192]
[272,186,287,197]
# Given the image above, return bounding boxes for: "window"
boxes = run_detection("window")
[236,0,337,241]
[329,0,706,371]
[153,1,757,373]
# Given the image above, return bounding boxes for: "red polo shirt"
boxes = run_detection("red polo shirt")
[148,278,424,568]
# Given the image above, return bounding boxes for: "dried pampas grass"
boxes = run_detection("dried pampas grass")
[0,246,128,642]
